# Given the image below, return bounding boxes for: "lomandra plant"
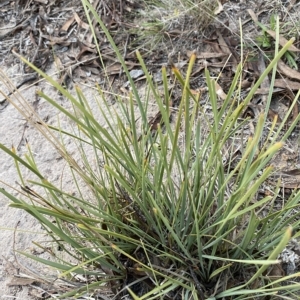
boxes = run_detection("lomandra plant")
[1,2,300,299]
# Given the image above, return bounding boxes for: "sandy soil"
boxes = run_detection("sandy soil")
[0,61,106,299]
[0,59,151,299]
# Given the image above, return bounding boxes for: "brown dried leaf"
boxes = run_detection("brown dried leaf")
[84,66,101,75]
[274,78,300,90]
[120,86,129,94]
[280,182,300,189]
[54,55,63,72]
[277,60,300,81]
[257,54,269,89]
[266,30,300,52]
[77,67,89,79]
[29,31,37,46]
[214,0,223,15]
[40,34,68,45]
[216,31,237,66]
[255,87,283,94]
[241,78,253,89]
[215,82,227,100]
[149,112,163,132]
[207,61,236,68]
[105,63,123,75]
[244,104,263,119]
[216,31,233,56]
[257,53,269,105]
[266,263,285,279]
[287,0,297,12]
[61,15,75,32]
[34,0,48,3]
[282,169,300,176]
[7,276,35,286]
[74,12,90,30]
[267,109,281,123]
[209,39,223,53]
[138,111,166,142]
[186,50,228,59]
[247,9,258,23]
[246,60,261,77]
[76,45,97,60]
[174,60,188,69]
[191,64,204,76]
[81,40,96,49]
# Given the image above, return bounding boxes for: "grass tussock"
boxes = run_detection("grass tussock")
[1,1,300,299]
[128,0,220,51]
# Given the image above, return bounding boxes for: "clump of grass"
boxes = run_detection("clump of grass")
[128,0,220,52]
[1,2,300,299]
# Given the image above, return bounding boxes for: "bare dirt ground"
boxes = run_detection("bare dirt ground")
[1,0,300,299]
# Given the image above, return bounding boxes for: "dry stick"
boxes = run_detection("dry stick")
[119,33,130,77]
